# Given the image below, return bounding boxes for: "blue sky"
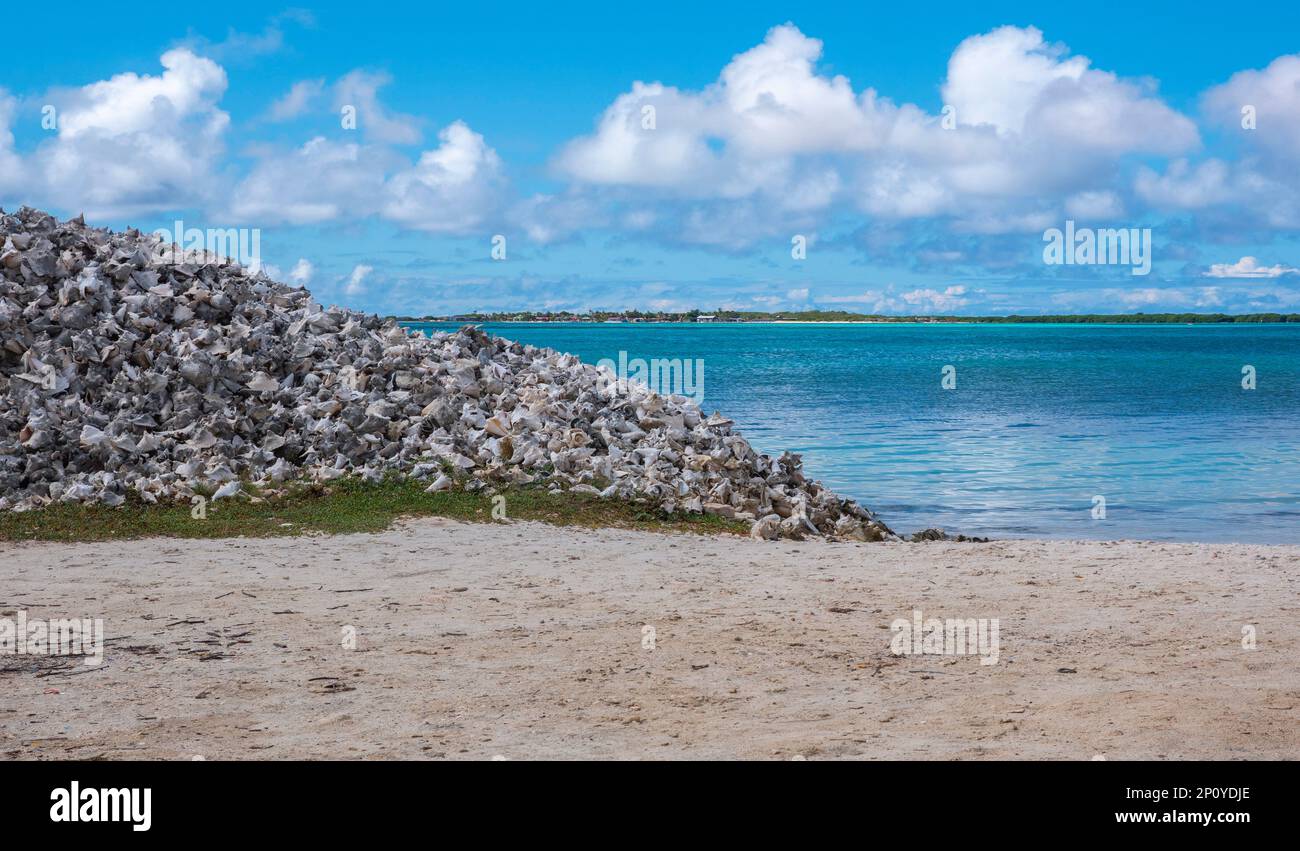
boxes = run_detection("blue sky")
[3,1,1300,315]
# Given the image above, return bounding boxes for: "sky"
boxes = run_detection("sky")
[3,1,1300,316]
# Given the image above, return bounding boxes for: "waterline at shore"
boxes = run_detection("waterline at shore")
[408,321,1300,544]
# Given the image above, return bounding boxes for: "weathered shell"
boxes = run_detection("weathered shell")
[0,207,895,541]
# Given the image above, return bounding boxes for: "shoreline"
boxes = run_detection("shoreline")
[1,482,1286,547]
[4,519,1296,760]
[0,479,1286,548]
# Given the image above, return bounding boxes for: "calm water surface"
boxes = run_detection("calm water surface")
[406,322,1300,543]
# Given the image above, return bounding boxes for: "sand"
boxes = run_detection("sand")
[2,519,1297,760]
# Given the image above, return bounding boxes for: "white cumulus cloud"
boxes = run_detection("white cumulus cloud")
[383,121,504,232]
[333,70,421,145]
[230,121,503,233]
[345,264,373,296]
[1206,256,1299,278]
[287,258,314,284]
[31,49,230,217]
[553,23,1199,242]
[269,79,324,121]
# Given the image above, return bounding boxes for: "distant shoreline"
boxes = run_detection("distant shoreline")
[398,314,1300,326]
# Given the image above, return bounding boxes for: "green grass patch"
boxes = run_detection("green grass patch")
[0,477,748,543]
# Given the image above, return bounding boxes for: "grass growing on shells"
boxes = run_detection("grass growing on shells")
[0,477,749,543]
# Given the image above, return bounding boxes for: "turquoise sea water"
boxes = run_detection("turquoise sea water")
[406,322,1300,543]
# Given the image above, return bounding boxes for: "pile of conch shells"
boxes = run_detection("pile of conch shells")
[0,208,895,541]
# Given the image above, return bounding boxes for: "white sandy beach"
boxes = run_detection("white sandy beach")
[2,520,1297,760]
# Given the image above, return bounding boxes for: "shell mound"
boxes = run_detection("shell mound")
[0,207,894,541]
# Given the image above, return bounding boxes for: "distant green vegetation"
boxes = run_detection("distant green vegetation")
[397,309,1300,324]
[0,478,747,543]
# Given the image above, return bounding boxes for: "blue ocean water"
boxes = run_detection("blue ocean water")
[406,322,1300,543]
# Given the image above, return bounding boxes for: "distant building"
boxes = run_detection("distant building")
[696,314,717,322]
